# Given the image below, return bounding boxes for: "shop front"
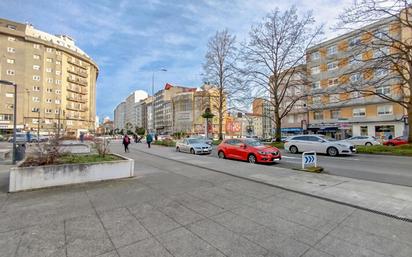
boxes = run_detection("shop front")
[352,121,404,140]
[281,127,302,136]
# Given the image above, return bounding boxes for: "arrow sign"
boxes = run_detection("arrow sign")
[302,151,317,169]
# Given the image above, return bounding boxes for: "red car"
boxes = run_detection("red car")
[383,136,408,146]
[217,138,281,164]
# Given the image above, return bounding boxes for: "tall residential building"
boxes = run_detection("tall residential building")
[143,96,154,132]
[172,91,194,133]
[124,90,148,128]
[252,98,273,138]
[113,101,126,130]
[306,16,407,139]
[0,18,98,136]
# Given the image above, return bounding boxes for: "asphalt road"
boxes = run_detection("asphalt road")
[209,146,412,187]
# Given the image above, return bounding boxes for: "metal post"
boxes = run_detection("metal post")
[152,72,155,134]
[12,84,17,164]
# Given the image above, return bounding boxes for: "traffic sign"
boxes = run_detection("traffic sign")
[302,151,317,169]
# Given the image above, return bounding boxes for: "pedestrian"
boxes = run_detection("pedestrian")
[123,134,130,152]
[26,131,31,143]
[154,134,158,141]
[146,133,153,148]
[79,132,84,143]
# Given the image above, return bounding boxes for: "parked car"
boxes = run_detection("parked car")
[383,136,408,146]
[217,138,281,164]
[190,135,213,145]
[271,136,288,143]
[176,138,212,154]
[341,136,380,146]
[7,133,28,143]
[284,134,356,156]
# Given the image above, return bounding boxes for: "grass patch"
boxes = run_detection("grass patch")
[270,142,285,149]
[153,139,176,147]
[58,154,122,164]
[356,144,412,156]
[212,140,222,145]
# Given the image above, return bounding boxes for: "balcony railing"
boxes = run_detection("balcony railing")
[66,104,88,112]
[67,84,88,95]
[66,95,87,103]
[67,76,88,86]
[67,57,88,69]
[66,115,85,120]
[67,67,88,78]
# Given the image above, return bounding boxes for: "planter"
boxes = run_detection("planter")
[9,154,134,192]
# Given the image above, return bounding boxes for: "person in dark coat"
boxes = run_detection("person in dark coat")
[146,134,153,148]
[122,134,131,152]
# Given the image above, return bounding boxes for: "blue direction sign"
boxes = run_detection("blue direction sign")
[304,155,315,164]
[302,151,317,169]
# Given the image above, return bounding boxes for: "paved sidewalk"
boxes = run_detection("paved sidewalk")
[130,143,412,220]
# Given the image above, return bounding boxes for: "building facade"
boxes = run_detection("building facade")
[113,101,126,130]
[124,90,148,129]
[306,16,407,139]
[252,98,273,139]
[0,18,98,136]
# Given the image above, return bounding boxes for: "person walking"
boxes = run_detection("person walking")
[123,134,131,152]
[79,132,84,143]
[146,133,153,148]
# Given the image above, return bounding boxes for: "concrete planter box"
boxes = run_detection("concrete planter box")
[9,154,134,192]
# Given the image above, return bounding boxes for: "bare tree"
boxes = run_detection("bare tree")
[203,29,244,140]
[241,6,323,141]
[335,0,412,142]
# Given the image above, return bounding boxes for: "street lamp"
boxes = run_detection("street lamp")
[0,80,17,164]
[151,68,167,133]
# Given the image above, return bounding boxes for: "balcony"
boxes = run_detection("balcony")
[66,104,88,112]
[66,95,87,103]
[67,67,88,78]
[67,84,88,95]
[66,115,85,120]
[67,76,88,86]
[67,57,88,69]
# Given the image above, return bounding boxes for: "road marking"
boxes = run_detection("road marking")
[282,155,299,159]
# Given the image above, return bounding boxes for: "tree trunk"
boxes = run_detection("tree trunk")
[218,113,223,140]
[408,106,412,143]
[274,114,282,142]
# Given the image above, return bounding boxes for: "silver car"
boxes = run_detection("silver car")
[176,138,212,154]
[284,134,356,156]
[341,136,380,146]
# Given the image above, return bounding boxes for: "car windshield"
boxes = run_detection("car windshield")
[318,135,336,141]
[187,139,202,144]
[244,139,262,146]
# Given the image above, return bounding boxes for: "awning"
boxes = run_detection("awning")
[281,127,302,132]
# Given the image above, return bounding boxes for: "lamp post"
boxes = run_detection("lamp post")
[151,68,167,134]
[0,80,17,164]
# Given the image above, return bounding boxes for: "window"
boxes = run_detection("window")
[287,115,294,123]
[55,109,60,114]
[374,27,389,40]
[55,89,61,94]
[353,107,366,117]
[7,24,16,30]
[56,51,61,56]
[46,68,52,73]
[32,97,40,102]
[349,54,362,65]
[32,119,39,124]
[313,96,322,104]
[32,86,40,91]
[55,70,61,75]
[6,70,15,75]
[5,93,14,98]
[45,99,52,103]
[351,91,361,98]
[327,62,338,71]
[55,99,61,104]
[31,108,40,113]
[377,105,393,116]
[329,94,340,103]
[360,126,368,136]
[46,58,53,63]
[55,80,61,85]
[46,48,53,53]
[8,37,16,42]
[374,47,389,58]
[375,68,388,77]
[46,88,53,93]
[33,65,40,70]
[6,58,15,64]
[311,51,320,60]
[327,45,337,55]
[67,120,73,125]
[349,37,361,47]
[328,78,339,87]
[350,73,361,82]
[330,110,340,119]
[56,60,61,65]
[312,81,321,89]
[45,109,52,114]
[7,47,15,53]
[311,66,320,74]
[314,111,324,120]
[376,86,391,96]
[0,114,13,121]
[33,75,41,81]
[33,54,40,60]
[33,44,40,49]
[47,78,53,83]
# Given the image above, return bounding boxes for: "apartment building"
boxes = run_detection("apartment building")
[124,90,148,128]
[113,101,126,130]
[172,91,194,133]
[240,113,263,138]
[0,18,98,136]
[252,98,273,138]
[306,16,407,139]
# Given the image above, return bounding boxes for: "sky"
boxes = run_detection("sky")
[0,0,352,120]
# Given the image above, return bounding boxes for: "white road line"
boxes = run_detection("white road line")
[282,155,300,159]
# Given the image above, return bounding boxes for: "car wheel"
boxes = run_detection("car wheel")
[289,145,298,154]
[176,147,180,152]
[218,151,225,159]
[365,142,372,146]
[190,148,195,154]
[248,154,257,164]
[327,147,339,157]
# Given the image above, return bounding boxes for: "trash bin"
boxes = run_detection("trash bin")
[15,144,26,161]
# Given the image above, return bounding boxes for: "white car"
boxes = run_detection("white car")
[284,134,356,156]
[341,136,380,146]
[176,138,212,154]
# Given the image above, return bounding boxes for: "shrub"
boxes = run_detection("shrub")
[356,144,412,156]
[153,139,176,147]
[270,142,284,149]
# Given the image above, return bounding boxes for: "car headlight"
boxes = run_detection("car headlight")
[337,143,349,148]
[272,151,279,156]
[258,151,269,155]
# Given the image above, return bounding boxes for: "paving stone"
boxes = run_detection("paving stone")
[65,214,113,257]
[221,180,282,199]
[242,226,310,257]
[315,234,387,257]
[175,194,226,217]
[127,203,158,219]
[138,209,181,235]
[99,207,151,248]
[97,250,120,257]
[188,219,268,257]
[117,237,173,257]
[0,229,22,257]
[157,227,225,257]
[301,248,334,257]
[329,224,412,257]
[210,211,264,234]
[157,200,204,226]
